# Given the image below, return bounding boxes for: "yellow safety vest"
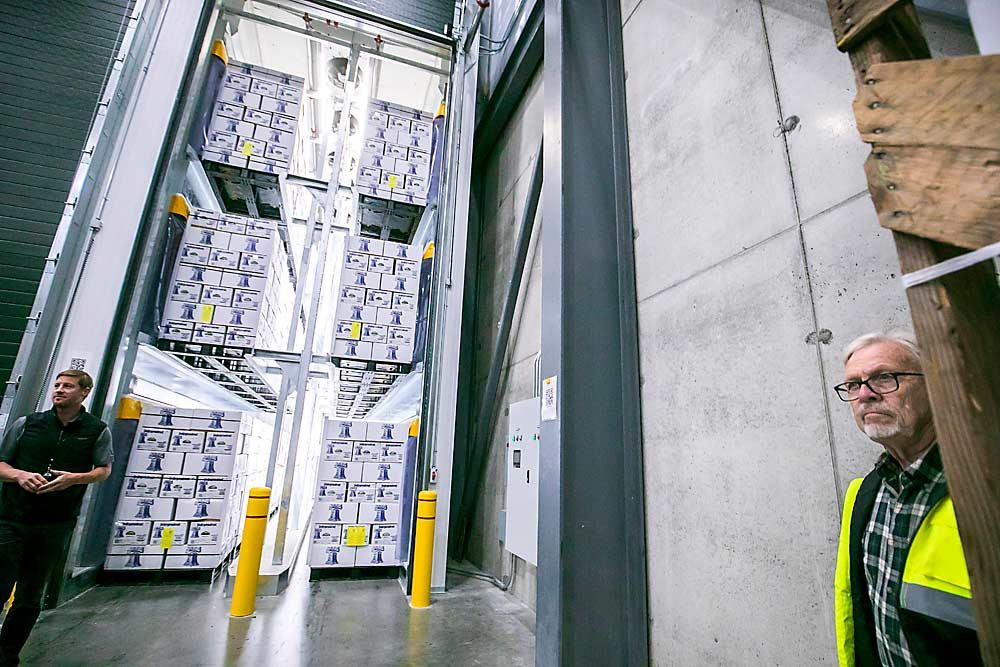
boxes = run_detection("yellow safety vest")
[834,477,976,667]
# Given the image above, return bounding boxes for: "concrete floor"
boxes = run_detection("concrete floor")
[21,566,535,666]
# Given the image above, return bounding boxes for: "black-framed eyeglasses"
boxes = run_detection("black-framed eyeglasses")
[833,372,924,402]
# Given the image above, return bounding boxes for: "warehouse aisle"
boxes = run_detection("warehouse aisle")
[22,566,534,666]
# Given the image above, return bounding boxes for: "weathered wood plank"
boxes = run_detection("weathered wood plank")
[827,1,1000,663]
[855,55,1000,150]
[864,145,1000,249]
[894,233,1000,667]
[826,0,908,52]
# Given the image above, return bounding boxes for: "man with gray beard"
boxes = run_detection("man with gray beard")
[832,332,980,667]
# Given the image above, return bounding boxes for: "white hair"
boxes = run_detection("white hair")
[843,331,922,366]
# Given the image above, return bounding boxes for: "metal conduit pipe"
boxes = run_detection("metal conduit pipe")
[454,139,543,558]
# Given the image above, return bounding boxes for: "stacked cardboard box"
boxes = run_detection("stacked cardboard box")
[160,209,284,349]
[105,405,248,571]
[333,236,421,364]
[308,419,408,568]
[356,99,433,207]
[203,60,304,175]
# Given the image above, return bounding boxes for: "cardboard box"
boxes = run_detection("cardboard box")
[366,422,407,443]
[248,156,288,176]
[163,549,222,570]
[362,462,403,483]
[322,439,353,462]
[394,259,420,278]
[190,411,241,430]
[225,327,256,348]
[312,501,359,525]
[367,255,395,275]
[360,152,395,171]
[187,520,222,547]
[217,87,262,107]
[378,445,402,463]
[104,553,163,570]
[375,307,416,328]
[316,481,347,501]
[149,520,188,545]
[327,419,362,440]
[210,115,255,138]
[381,273,418,295]
[221,271,267,291]
[357,166,380,186]
[334,320,361,340]
[385,144,409,161]
[169,281,202,304]
[218,214,249,233]
[178,243,211,266]
[351,443,380,463]
[386,326,413,346]
[364,290,393,308]
[176,498,228,521]
[214,101,245,120]
[109,520,151,546]
[203,431,237,455]
[238,252,269,274]
[116,495,175,522]
[368,109,390,126]
[387,116,411,133]
[355,544,398,566]
[382,241,420,261]
[339,524,369,546]
[222,71,252,91]
[160,321,194,341]
[270,114,296,132]
[259,96,300,118]
[230,289,261,310]
[252,125,295,150]
[370,523,398,545]
[107,543,167,556]
[391,292,417,313]
[399,132,431,151]
[345,252,369,272]
[311,522,344,544]
[360,323,387,344]
[205,130,239,152]
[208,249,240,271]
[135,426,170,451]
[332,339,373,360]
[390,191,427,207]
[229,232,274,255]
[192,324,227,345]
[363,124,398,143]
[406,175,428,193]
[263,143,291,162]
[163,300,213,324]
[176,265,224,286]
[375,483,400,503]
[249,78,278,97]
[356,184,393,200]
[411,120,432,138]
[158,476,197,499]
[243,106,272,124]
[310,544,356,568]
[335,301,377,324]
[168,430,205,454]
[127,451,184,476]
[275,84,301,102]
[213,306,260,330]
[139,408,190,428]
[182,453,235,478]
[379,171,404,192]
[342,269,378,290]
[372,342,412,364]
[122,475,161,498]
[195,477,230,499]
[396,159,430,180]
[201,149,248,169]
[346,482,377,503]
[318,460,363,482]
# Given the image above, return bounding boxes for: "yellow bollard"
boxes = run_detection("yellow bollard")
[410,490,437,608]
[230,487,270,617]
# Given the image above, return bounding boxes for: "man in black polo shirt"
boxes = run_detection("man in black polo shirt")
[0,370,112,666]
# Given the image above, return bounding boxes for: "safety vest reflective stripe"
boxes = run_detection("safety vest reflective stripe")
[835,478,864,667]
[900,582,976,630]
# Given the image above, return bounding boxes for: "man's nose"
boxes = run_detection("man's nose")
[857,382,880,401]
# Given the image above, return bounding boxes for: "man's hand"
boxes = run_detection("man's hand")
[36,470,80,494]
[16,471,48,494]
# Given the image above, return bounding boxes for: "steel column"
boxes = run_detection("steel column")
[537,1,649,665]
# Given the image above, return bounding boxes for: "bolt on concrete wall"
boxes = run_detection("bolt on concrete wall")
[466,70,543,612]
[620,0,977,664]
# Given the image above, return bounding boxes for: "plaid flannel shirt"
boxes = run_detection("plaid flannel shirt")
[862,444,947,667]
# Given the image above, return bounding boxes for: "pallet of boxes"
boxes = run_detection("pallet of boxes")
[105,405,249,571]
[308,419,408,569]
[357,98,433,207]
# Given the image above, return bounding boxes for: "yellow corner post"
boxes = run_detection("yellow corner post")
[411,490,437,609]
[117,396,142,420]
[230,487,270,617]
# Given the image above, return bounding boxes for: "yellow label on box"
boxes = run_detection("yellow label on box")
[387,175,398,189]
[200,305,215,323]
[241,141,253,156]
[345,525,367,547]
[350,322,362,339]
[160,527,175,549]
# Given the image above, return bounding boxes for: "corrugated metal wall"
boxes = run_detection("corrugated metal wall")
[0,0,133,389]
[337,0,456,35]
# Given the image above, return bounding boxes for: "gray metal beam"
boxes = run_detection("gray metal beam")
[537,1,648,665]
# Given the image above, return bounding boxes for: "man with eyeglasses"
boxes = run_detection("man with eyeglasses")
[832,332,980,667]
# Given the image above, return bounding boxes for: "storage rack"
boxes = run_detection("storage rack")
[332,359,411,419]
[156,340,279,411]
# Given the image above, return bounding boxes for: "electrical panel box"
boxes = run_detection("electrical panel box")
[504,397,540,565]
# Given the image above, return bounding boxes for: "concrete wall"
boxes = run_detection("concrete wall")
[465,69,543,612]
[620,1,976,664]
